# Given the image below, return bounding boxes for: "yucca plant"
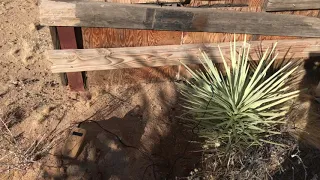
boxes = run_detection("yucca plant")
[179,37,300,157]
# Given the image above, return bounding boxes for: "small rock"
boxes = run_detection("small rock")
[79,92,92,101]
[69,92,78,100]
[311,174,318,180]
[10,80,18,86]
[28,23,36,32]
[85,101,92,108]
[41,106,54,115]
[0,84,9,96]
[87,147,96,162]
[66,165,85,176]
[315,82,320,97]
[35,113,46,122]
[109,175,121,180]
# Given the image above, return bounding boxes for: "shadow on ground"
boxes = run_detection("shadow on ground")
[41,80,202,180]
[273,53,320,180]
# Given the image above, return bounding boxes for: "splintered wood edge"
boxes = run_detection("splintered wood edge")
[48,38,320,73]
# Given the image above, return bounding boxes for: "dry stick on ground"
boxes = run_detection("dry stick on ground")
[0,117,67,173]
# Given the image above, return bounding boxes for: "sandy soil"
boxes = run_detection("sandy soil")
[1,0,320,179]
[0,0,200,179]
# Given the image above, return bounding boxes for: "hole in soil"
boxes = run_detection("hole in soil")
[3,107,26,128]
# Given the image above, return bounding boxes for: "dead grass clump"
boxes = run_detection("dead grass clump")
[0,117,64,173]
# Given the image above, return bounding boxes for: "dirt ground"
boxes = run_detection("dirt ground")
[0,0,201,179]
[1,0,320,179]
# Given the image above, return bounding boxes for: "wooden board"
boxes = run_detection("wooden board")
[181,7,259,44]
[266,0,320,12]
[40,1,320,37]
[49,38,320,73]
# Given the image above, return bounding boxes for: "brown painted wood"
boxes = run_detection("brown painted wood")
[57,27,85,91]
[266,0,320,12]
[50,27,68,86]
[40,1,320,37]
[49,38,320,73]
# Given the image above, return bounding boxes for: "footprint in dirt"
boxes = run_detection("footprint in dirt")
[9,40,35,65]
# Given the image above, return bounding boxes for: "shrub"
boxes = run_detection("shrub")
[179,37,300,178]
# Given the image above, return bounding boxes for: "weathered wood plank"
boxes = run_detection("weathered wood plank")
[266,0,320,12]
[181,7,258,44]
[40,0,320,37]
[49,38,320,73]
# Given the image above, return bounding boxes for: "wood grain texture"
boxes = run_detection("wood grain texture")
[258,9,320,40]
[186,0,248,7]
[82,28,182,48]
[82,28,183,83]
[266,0,320,12]
[182,32,253,44]
[57,27,85,91]
[79,0,185,84]
[40,1,320,37]
[49,38,320,73]
[181,7,259,44]
[248,0,265,7]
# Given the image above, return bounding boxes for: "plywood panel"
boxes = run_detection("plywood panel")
[82,28,183,85]
[182,32,253,44]
[248,0,265,7]
[187,0,248,7]
[82,28,182,48]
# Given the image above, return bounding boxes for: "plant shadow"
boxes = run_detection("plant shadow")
[272,53,320,179]
[40,79,202,179]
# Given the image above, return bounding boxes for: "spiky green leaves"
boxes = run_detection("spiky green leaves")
[179,37,299,151]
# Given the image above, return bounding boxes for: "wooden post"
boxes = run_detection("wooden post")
[56,27,85,91]
[317,11,320,101]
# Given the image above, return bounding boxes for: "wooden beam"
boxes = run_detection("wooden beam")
[48,38,320,73]
[266,0,320,12]
[56,27,85,91]
[40,1,320,37]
